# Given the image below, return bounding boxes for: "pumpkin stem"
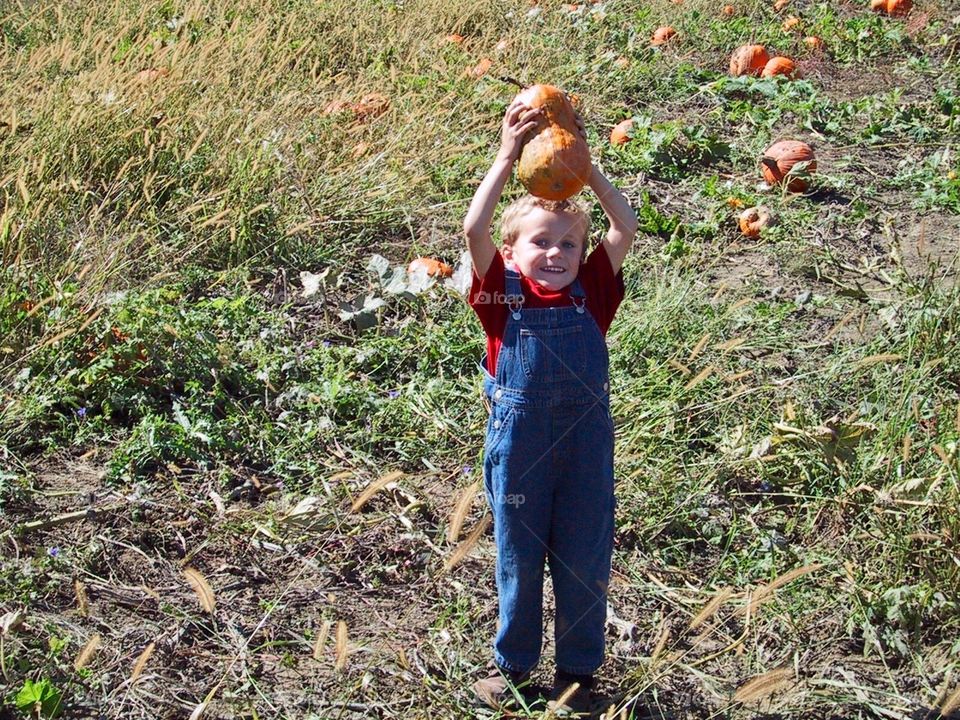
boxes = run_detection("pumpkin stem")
[500,76,527,90]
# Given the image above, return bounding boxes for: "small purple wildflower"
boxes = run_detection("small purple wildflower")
[759,480,773,493]
[388,390,400,399]
[76,407,87,418]
[322,340,332,348]
[462,465,473,476]
[47,546,60,558]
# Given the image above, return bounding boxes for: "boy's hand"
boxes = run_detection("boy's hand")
[498,99,541,163]
[572,107,587,142]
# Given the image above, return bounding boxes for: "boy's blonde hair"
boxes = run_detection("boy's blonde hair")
[500,195,592,257]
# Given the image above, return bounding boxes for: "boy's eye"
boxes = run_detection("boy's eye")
[563,241,575,249]
[534,239,548,246]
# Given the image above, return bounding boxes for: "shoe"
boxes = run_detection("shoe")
[547,673,596,717]
[473,667,540,711]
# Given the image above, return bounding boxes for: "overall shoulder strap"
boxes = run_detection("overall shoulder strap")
[504,267,522,297]
[569,276,586,299]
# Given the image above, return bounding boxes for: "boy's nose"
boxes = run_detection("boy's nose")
[546,245,561,257]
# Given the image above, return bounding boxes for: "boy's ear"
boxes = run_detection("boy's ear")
[501,244,514,262]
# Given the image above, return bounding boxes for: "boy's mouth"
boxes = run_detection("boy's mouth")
[540,266,566,274]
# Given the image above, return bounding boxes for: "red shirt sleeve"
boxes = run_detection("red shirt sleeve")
[578,243,625,335]
[468,253,507,375]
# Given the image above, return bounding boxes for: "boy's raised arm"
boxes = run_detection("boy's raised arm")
[588,164,638,276]
[463,100,540,279]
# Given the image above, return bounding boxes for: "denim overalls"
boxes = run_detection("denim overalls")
[481,267,615,677]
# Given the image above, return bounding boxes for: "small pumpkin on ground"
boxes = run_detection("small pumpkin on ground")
[804,36,824,51]
[761,140,816,192]
[722,4,736,15]
[761,56,798,78]
[781,16,801,31]
[872,0,911,14]
[610,119,634,145]
[408,258,454,278]
[886,0,911,15]
[738,206,773,238]
[134,67,170,83]
[652,26,677,45]
[468,57,493,78]
[729,45,770,76]
[513,83,592,201]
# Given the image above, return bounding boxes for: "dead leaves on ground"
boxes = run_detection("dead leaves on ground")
[182,567,216,614]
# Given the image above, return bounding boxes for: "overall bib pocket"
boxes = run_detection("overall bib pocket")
[519,325,586,383]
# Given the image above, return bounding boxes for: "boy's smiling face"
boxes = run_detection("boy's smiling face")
[501,207,587,292]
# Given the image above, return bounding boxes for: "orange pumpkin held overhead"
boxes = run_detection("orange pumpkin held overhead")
[515,84,592,201]
[738,206,773,238]
[610,119,634,146]
[761,56,798,78]
[730,45,770,76]
[761,140,816,192]
[408,258,454,278]
[652,26,677,45]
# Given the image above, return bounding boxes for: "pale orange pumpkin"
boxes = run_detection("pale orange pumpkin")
[468,57,493,78]
[351,93,390,120]
[408,258,454,278]
[446,33,465,44]
[730,45,770,76]
[134,67,170,83]
[886,0,911,15]
[761,56,798,78]
[773,0,790,10]
[610,119,634,145]
[722,4,736,14]
[515,84,592,201]
[781,16,801,31]
[761,140,816,192]
[652,26,677,45]
[738,206,773,237]
[804,36,824,51]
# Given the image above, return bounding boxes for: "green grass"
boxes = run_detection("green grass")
[1,0,959,718]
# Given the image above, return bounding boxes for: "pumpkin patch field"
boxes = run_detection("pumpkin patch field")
[1,0,959,718]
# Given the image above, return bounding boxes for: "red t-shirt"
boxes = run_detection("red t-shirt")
[469,244,625,375]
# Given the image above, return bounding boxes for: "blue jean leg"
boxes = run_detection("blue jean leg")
[484,404,555,674]
[548,401,615,675]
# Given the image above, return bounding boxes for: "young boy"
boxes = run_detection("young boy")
[464,97,638,714]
